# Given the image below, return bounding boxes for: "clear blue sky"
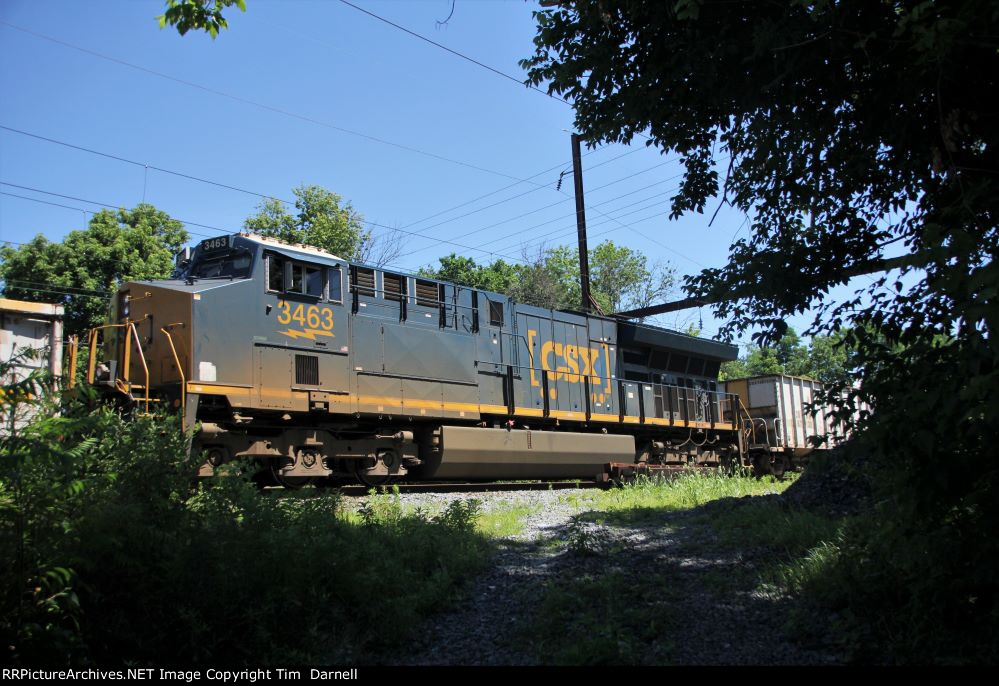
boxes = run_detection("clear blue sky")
[0,0,879,346]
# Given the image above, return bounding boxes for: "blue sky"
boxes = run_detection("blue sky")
[0,0,884,347]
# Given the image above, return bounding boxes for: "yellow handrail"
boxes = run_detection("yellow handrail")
[127,321,150,414]
[67,335,78,389]
[160,326,186,431]
[85,322,128,384]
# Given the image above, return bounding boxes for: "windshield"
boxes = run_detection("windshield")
[189,250,254,279]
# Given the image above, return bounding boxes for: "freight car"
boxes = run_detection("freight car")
[78,233,761,485]
[724,374,865,477]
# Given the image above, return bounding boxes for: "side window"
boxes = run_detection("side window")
[268,254,325,298]
[328,266,343,303]
[489,300,503,327]
[305,266,323,297]
[289,263,304,293]
[267,255,284,292]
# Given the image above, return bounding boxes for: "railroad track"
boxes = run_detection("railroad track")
[263,480,607,496]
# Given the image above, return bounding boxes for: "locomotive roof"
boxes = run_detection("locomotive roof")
[238,233,345,262]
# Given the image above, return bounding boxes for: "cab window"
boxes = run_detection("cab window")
[266,253,325,298]
[328,266,343,303]
[267,255,284,292]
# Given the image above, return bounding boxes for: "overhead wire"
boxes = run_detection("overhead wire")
[336,0,570,105]
[0,21,546,183]
[1,126,665,267]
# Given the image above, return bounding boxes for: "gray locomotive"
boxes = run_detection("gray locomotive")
[82,233,751,485]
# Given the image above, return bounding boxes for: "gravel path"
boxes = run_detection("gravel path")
[360,487,845,666]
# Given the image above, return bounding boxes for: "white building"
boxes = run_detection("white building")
[1,298,65,430]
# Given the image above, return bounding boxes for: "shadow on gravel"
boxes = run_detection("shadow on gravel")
[518,495,847,666]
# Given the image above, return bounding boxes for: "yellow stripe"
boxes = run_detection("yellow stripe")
[187,384,733,431]
[514,408,545,417]
[188,383,253,395]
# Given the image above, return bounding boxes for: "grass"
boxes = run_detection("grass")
[476,502,539,538]
[524,571,678,665]
[517,469,850,665]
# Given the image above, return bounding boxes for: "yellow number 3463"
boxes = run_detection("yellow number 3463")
[277,302,334,330]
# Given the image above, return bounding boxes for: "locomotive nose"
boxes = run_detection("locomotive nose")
[104,281,194,404]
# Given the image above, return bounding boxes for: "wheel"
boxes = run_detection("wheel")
[351,460,395,488]
[751,451,772,478]
[269,460,314,489]
[351,449,400,488]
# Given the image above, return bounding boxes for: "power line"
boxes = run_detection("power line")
[2,127,670,267]
[402,158,676,258]
[2,181,535,266]
[0,182,222,237]
[3,123,656,257]
[398,145,643,236]
[477,174,685,253]
[0,20,539,183]
[1,125,293,205]
[1,191,95,217]
[336,0,569,105]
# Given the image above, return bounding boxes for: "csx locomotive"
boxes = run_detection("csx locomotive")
[81,233,752,485]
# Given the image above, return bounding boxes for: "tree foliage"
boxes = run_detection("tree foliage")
[0,205,188,336]
[720,327,855,383]
[243,184,400,265]
[158,0,246,39]
[524,0,998,662]
[419,240,675,313]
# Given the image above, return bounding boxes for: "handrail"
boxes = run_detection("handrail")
[85,322,128,384]
[128,321,151,414]
[67,335,78,389]
[160,326,187,431]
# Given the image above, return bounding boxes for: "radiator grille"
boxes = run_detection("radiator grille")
[350,267,375,296]
[383,272,405,301]
[295,354,319,385]
[415,279,438,307]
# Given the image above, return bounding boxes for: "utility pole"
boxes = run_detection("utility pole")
[571,133,592,312]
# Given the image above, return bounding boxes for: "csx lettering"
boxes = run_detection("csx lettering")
[276,301,334,331]
[539,341,600,383]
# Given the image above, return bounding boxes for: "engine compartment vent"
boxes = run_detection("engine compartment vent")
[295,354,320,385]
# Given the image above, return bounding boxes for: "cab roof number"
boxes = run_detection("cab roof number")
[200,236,230,253]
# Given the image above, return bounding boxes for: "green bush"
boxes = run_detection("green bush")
[1,361,490,665]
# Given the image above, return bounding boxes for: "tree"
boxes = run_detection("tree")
[0,205,188,336]
[419,240,675,313]
[244,184,400,266]
[523,1,998,662]
[158,0,246,39]
[718,327,850,381]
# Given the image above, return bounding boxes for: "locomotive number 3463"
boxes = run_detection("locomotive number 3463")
[276,301,334,330]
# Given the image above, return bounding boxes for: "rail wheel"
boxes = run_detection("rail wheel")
[351,449,401,488]
[268,461,314,489]
[351,461,395,488]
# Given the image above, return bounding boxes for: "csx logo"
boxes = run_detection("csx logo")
[527,329,612,397]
